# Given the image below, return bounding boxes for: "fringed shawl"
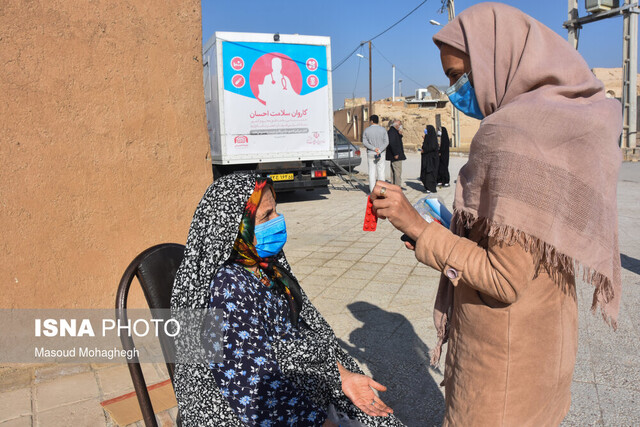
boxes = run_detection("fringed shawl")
[429,3,622,365]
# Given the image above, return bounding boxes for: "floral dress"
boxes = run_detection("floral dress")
[206,264,323,425]
[205,263,405,427]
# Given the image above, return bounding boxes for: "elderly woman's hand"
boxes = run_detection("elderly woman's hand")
[370,181,429,244]
[337,363,393,417]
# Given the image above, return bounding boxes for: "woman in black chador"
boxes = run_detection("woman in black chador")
[419,125,439,193]
[437,127,451,187]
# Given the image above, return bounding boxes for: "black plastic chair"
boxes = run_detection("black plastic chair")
[116,243,185,427]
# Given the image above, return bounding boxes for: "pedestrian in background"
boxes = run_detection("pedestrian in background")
[419,125,439,193]
[386,119,406,187]
[362,114,389,193]
[370,3,622,426]
[437,127,450,187]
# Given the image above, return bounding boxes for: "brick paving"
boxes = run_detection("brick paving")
[1,153,638,426]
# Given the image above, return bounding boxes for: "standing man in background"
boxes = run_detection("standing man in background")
[386,119,406,187]
[362,114,389,192]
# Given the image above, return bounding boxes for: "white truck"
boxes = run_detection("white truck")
[202,31,334,190]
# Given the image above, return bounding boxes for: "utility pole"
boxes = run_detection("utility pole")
[368,40,372,118]
[447,0,455,23]
[392,65,396,102]
[623,0,638,151]
[446,0,461,148]
[568,0,579,49]
[564,1,639,157]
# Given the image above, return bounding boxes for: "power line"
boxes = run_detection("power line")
[332,0,430,72]
[332,43,365,72]
[371,42,426,88]
[213,36,331,72]
[371,42,394,65]
[438,0,448,14]
[397,68,427,90]
[369,0,430,42]
[352,46,364,98]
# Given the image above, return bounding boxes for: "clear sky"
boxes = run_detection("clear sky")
[202,0,633,109]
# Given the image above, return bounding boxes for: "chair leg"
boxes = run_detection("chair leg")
[126,362,159,427]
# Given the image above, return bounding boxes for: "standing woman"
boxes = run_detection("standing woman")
[370,3,622,426]
[436,127,450,188]
[419,125,439,193]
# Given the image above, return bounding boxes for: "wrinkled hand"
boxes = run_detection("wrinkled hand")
[339,367,393,417]
[370,181,428,243]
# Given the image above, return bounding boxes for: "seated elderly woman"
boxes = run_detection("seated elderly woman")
[171,173,405,427]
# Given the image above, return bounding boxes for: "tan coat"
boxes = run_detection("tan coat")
[416,222,578,426]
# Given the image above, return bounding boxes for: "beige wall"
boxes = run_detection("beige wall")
[334,105,370,143]
[334,99,481,150]
[371,101,480,150]
[592,68,640,98]
[1,1,212,308]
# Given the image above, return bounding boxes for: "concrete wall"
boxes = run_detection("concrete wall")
[335,100,481,150]
[1,1,212,308]
[373,101,480,150]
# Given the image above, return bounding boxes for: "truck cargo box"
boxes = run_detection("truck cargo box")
[203,32,334,170]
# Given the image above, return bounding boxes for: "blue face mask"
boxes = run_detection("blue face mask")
[254,214,287,258]
[445,72,484,120]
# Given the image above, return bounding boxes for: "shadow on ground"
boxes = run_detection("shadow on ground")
[275,187,330,203]
[339,301,445,427]
[621,253,640,274]
[328,181,369,194]
[404,181,429,193]
[327,167,369,194]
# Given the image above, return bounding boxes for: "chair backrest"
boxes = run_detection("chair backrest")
[134,243,185,309]
[116,243,185,427]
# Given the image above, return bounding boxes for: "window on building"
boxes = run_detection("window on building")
[347,110,352,124]
[363,107,369,122]
[353,115,358,139]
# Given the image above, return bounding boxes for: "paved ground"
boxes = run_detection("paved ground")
[1,153,638,426]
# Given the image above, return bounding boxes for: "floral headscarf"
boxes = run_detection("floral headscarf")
[231,179,302,325]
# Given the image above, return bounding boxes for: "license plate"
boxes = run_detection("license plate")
[337,152,350,158]
[269,173,294,182]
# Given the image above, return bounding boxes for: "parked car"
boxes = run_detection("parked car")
[333,127,362,169]
[313,127,362,173]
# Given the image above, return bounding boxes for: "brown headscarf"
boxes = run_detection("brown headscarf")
[430,2,622,364]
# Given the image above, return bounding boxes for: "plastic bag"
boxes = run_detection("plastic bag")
[413,196,452,229]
